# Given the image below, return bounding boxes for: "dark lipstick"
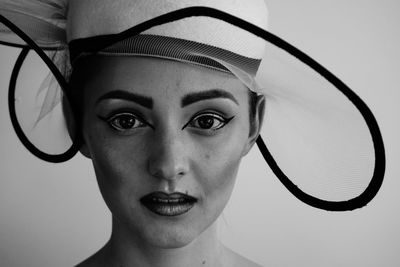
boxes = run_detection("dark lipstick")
[140,192,197,216]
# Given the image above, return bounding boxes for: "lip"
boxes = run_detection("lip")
[140,191,197,217]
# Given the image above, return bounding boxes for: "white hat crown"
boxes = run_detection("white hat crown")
[67,0,269,59]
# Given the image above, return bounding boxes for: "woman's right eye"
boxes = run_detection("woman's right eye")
[107,113,147,131]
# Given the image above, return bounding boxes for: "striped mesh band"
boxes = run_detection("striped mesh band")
[69,34,261,75]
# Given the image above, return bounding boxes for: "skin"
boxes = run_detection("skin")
[73,56,265,267]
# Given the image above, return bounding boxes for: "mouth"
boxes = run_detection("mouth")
[140,191,197,217]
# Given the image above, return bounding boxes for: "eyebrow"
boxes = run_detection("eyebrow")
[96,88,238,109]
[96,90,153,109]
[181,89,239,107]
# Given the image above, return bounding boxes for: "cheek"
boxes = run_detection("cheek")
[201,148,241,196]
[84,124,148,212]
[195,124,249,213]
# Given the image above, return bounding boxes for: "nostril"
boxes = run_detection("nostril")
[147,159,188,180]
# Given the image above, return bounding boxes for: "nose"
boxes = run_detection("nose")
[147,129,189,181]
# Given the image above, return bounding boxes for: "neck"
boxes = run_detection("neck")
[102,217,224,267]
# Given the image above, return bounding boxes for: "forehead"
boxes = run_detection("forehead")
[79,56,248,101]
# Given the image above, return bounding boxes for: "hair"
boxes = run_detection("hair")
[248,89,259,128]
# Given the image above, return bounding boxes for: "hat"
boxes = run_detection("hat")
[0,0,385,211]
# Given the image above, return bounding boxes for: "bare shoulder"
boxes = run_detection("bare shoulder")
[74,255,100,267]
[222,245,263,267]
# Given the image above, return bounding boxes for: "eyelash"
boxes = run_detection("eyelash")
[100,112,151,132]
[100,111,234,133]
[183,112,234,132]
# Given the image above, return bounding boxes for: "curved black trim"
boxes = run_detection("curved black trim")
[2,15,80,163]
[2,7,385,209]
[8,48,79,163]
[0,15,69,89]
[0,40,27,48]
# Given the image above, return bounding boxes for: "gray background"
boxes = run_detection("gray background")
[1,1,399,266]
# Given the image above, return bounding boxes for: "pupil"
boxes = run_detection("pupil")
[120,116,134,128]
[198,117,214,129]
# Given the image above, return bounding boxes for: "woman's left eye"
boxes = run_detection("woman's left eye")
[186,113,233,131]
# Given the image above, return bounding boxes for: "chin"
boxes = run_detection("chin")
[140,223,201,249]
[135,199,228,249]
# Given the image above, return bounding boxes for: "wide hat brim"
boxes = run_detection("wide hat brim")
[0,6,385,211]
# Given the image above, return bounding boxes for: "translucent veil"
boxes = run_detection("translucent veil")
[0,4,385,211]
[0,0,78,162]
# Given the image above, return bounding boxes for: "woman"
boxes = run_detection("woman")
[65,2,265,266]
[68,55,264,267]
[0,0,385,266]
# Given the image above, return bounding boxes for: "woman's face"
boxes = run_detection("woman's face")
[79,56,261,248]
